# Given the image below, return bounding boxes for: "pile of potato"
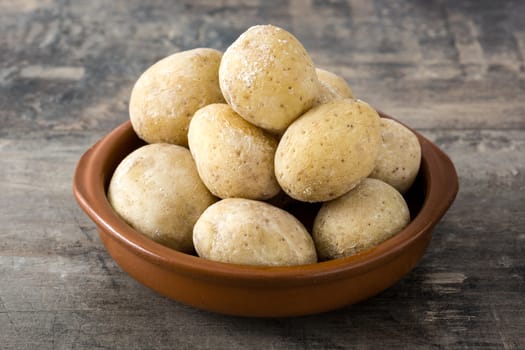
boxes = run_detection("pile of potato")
[108,25,421,266]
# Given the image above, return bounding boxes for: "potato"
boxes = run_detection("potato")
[314,68,354,106]
[129,48,224,147]
[219,24,319,134]
[313,178,410,260]
[193,198,317,266]
[369,118,422,193]
[275,99,381,202]
[107,144,216,253]
[188,103,280,200]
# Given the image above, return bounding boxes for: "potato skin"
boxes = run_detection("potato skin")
[193,198,317,266]
[369,118,422,193]
[313,178,410,260]
[275,99,381,202]
[107,144,216,253]
[219,25,319,134]
[129,48,225,147]
[188,103,280,200]
[314,68,354,106]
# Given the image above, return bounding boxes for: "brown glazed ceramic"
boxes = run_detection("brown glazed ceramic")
[73,112,458,317]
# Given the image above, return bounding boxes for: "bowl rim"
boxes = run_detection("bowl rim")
[73,112,458,286]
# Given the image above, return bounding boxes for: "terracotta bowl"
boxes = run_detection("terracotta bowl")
[73,112,458,317]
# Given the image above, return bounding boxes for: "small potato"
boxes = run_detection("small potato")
[369,118,422,193]
[314,68,354,106]
[129,48,224,147]
[188,104,280,200]
[107,144,216,253]
[193,198,317,266]
[313,178,410,260]
[275,99,381,202]
[219,25,319,134]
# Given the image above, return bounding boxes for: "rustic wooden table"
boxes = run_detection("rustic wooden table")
[1,0,524,349]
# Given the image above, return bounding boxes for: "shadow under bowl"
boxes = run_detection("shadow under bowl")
[73,112,458,317]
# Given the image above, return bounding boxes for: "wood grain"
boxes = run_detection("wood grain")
[1,0,524,349]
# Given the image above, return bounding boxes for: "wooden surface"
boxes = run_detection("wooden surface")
[1,0,524,349]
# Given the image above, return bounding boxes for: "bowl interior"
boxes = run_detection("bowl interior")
[96,121,427,261]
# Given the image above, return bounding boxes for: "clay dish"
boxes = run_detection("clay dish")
[73,112,458,317]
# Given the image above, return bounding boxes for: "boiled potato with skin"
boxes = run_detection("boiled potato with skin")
[193,198,317,266]
[219,24,319,134]
[275,99,381,202]
[129,48,224,147]
[369,118,422,193]
[313,178,410,260]
[107,144,216,253]
[188,103,280,200]
[314,68,354,106]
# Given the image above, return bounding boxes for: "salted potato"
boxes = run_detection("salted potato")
[369,118,421,193]
[129,48,224,147]
[275,99,381,202]
[313,178,410,260]
[107,144,216,253]
[219,24,319,134]
[188,103,280,200]
[314,68,354,106]
[193,198,317,266]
